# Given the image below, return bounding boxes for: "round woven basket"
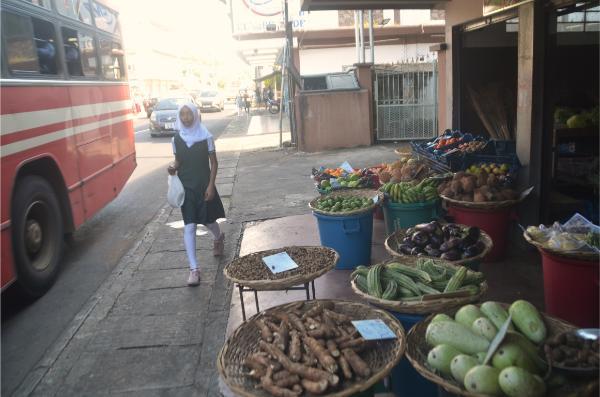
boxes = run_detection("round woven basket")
[523,231,599,262]
[350,259,488,315]
[309,189,383,217]
[405,303,576,397]
[440,194,520,210]
[218,299,406,397]
[384,225,493,267]
[223,246,339,290]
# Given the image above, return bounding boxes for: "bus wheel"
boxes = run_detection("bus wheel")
[12,176,63,297]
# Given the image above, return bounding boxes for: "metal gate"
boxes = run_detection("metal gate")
[374,61,438,141]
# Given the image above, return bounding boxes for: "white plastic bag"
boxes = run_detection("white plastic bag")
[167,175,185,208]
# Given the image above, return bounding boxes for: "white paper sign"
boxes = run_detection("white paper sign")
[372,195,379,204]
[351,319,397,341]
[339,161,354,174]
[262,252,299,274]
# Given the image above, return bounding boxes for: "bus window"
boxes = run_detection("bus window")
[33,18,59,74]
[92,2,120,35]
[21,0,52,10]
[99,39,124,80]
[61,27,97,77]
[2,12,58,75]
[55,0,93,25]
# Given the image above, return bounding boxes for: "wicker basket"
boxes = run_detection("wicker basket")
[350,259,488,315]
[405,303,576,397]
[441,194,521,210]
[523,231,599,262]
[309,189,383,217]
[223,246,339,291]
[218,299,406,397]
[384,225,493,267]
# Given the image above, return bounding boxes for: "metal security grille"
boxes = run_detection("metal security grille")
[374,61,438,141]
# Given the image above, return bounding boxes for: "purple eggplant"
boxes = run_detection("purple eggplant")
[445,237,462,250]
[402,236,413,244]
[411,231,430,247]
[425,246,442,257]
[415,221,438,234]
[405,227,417,236]
[399,244,413,255]
[430,234,442,247]
[467,227,481,241]
[410,247,425,256]
[441,249,461,261]
[439,242,450,252]
[463,244,480,258]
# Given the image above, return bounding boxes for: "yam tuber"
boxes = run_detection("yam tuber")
[303,336,338,373]
[287,313,306,333]
[338,355,353,380]
[261,367,301,397]
[342,348,371,378]
[300,378,328,395]
[323,309,351,325]
[247,368,266,379]
[259,341,339,386]
[273,370,292,381]
[245,354,268,372]
[301,303,324,320]
[265,320,280,333]
[304,317,319,330]
[276,320,289,352]
[338,337,366,351]
[257,319,273,342]
[326,340,340,358]
[289,331,302,362]
[274,374,301,388]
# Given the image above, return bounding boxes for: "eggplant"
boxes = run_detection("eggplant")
[439,242,450,252]
[445,237,462,250]
[473,240,486,253]
[467,227,481,241]
[411,231,430,247]
[441,249,461,261]
[463,244,480,258]
[399,244,413,255]
[410,247,425,256]
[415,221,438,234]
[405,227,417,236]
[460,235,477,249]
[425,246,442,257]
[402,236,413,244]
[430,234,442,247]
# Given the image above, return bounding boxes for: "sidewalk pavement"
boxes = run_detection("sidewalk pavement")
[15,110,401,396]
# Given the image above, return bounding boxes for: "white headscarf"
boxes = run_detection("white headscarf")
[176,101,212,148]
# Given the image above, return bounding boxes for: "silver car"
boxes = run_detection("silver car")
[149,97,195,137]
[195,90,224,112]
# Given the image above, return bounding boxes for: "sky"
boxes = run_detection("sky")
[114,0,242,67]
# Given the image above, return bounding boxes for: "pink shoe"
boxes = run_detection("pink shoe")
[213,233,225,257]
[187,270,200,286]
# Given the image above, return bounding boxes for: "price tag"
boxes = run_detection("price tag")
[351,319,397,341]
[262,252,299,274]
[339,161,354,174]
[372,195,379,204]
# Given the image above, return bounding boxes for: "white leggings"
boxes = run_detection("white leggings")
[184,222,222,270]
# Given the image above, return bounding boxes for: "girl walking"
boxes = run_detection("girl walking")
[167,102,226,286]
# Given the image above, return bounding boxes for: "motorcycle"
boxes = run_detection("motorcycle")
[266,98,280,114]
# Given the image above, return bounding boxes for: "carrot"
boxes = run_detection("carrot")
[326,340,340,358]
[301,378,328,394]
[342,348,371,378]
[338,355,353,379]
[303,336,338,374]
[289,331,302,362]
[257,319,273,342]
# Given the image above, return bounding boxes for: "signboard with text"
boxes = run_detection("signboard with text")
[231,0,307,34]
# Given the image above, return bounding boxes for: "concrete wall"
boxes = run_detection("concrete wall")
[299,43,437,74]
[294,89,372,152]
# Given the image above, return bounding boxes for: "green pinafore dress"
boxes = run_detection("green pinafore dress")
[174,134,225,225]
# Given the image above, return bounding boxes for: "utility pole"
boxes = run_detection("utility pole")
[283,0,296,145]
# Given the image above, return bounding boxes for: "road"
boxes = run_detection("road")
[1,108,235,396]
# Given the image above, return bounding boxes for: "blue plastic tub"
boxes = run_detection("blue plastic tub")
[389,312,439,397]
[313,210,373,270]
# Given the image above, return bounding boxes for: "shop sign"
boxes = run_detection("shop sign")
[232,0,307,35]
[483,0,532,16]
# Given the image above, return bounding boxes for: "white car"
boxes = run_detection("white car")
[194,90,224,111]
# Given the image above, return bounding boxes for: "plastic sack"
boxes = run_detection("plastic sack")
[528,213,599,253]
[167,175,185,208]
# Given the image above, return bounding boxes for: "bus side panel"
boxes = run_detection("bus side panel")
[1,228,16,290]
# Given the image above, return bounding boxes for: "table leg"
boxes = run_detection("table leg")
[239,284,246,322]
[254,289,260,313]
[305,283,310,300]
[311,280,316,299]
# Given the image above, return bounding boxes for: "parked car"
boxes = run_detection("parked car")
[149,97,196,137]
[194,90,224,111]
[143,97,158,118]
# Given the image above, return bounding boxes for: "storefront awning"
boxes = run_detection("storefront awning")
[301,0,448,11]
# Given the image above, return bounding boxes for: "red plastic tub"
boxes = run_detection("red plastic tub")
[540,250,599,328]
[448,205,513,262]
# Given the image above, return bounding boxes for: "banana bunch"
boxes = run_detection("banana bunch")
[380,176,443,204]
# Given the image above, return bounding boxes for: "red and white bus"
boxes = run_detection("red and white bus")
[1,0,136,296]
